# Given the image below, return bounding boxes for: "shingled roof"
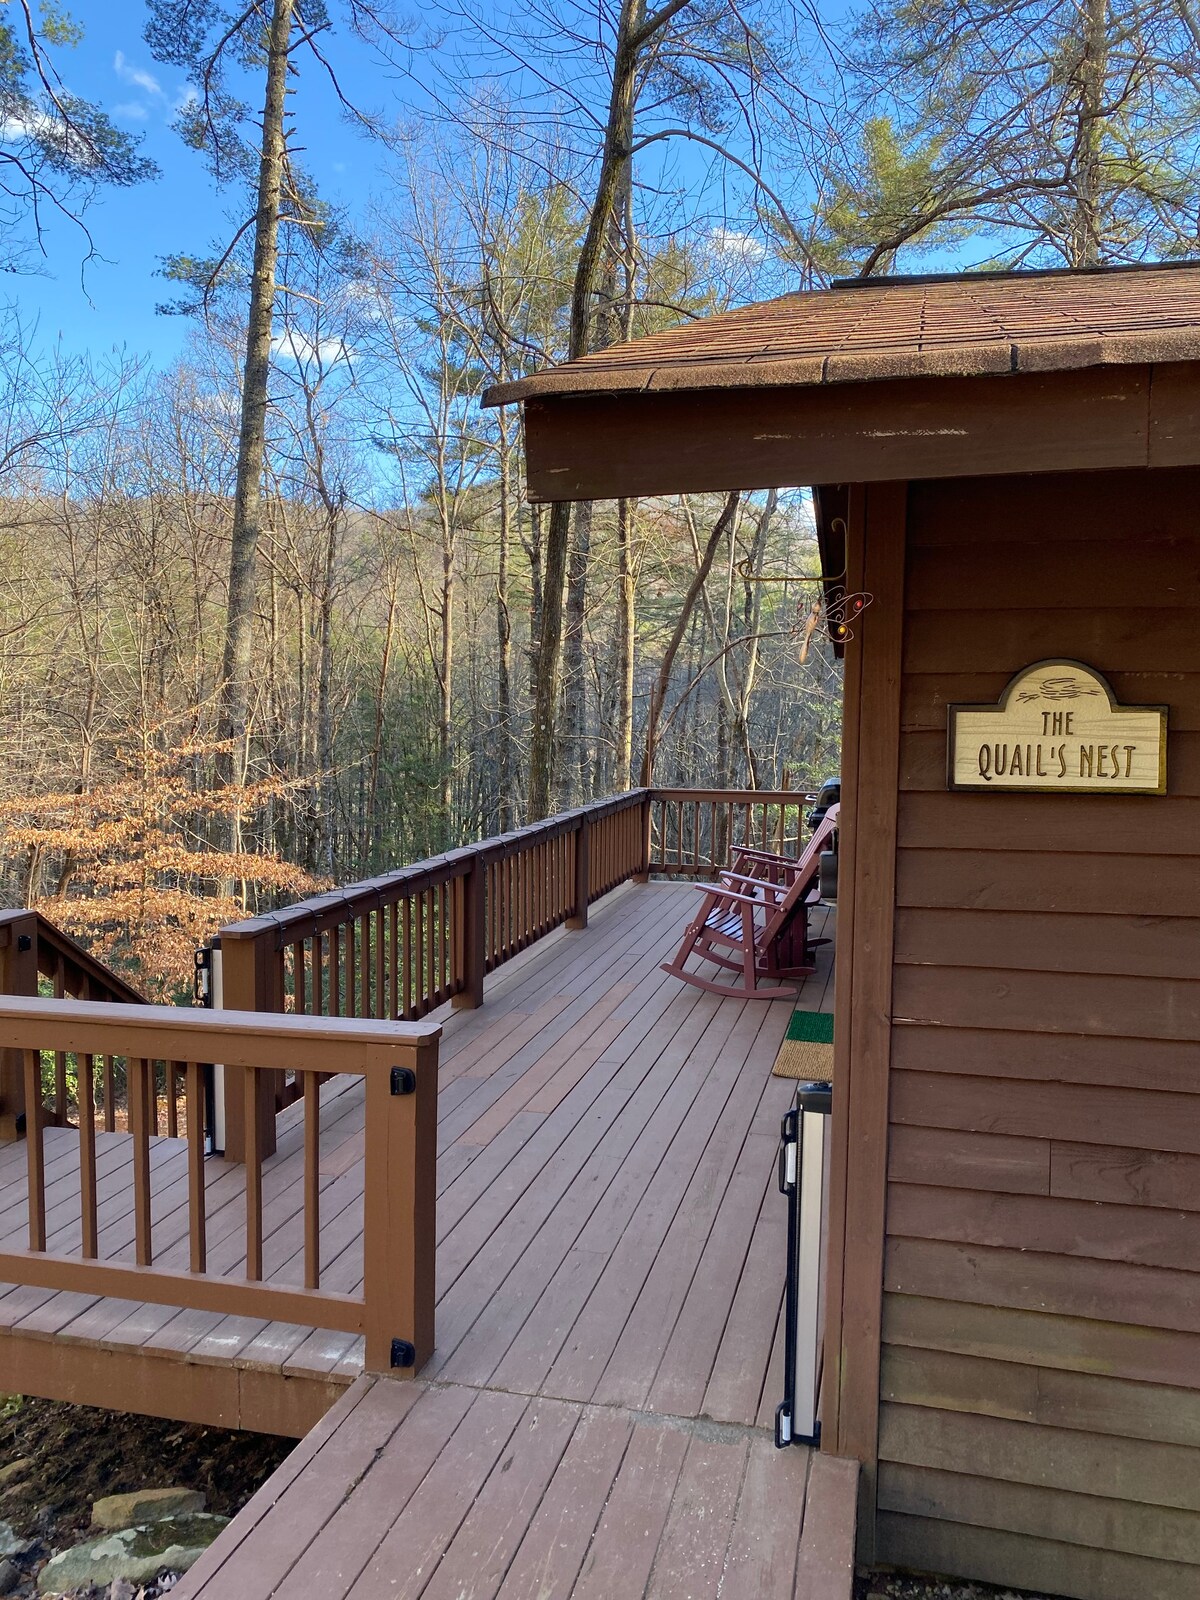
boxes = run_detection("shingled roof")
[483,261,1200,406]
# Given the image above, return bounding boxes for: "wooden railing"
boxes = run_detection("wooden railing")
[0,910,147,1141]
[216,791,651,1159]
[0,996,438,1373]
[213,785,823,1158]
[647,789,818,879]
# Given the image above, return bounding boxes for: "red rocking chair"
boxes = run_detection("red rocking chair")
[661,805,839,999]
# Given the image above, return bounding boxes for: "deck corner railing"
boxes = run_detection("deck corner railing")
[0,995,439,1376]
[646,788,817,879]
[0,910,147,1142]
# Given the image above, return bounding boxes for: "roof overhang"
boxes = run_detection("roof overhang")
[485,263,1200,503]
[514,362,1199,503]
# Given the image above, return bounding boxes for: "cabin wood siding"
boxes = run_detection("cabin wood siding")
[877,466,1200,1600]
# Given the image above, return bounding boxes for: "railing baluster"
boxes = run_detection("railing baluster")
[375,907,386,1019]
[427,886,437,1001]
[331,925,342,1017]
[304,1070,320,1290]
[402,897,413,1018]
[24,1049,45,1251]
[438,880,449,998]
[245,1067,263,1281]
[389,902,400,1019]
[349,917,359,1017]
[166,1061,179,1140]
[130,1057,153,1266]
[79,1052,98,1258]
[53,954,67,1123]
[103,1054,115,1133]
[186,1062,206,1274]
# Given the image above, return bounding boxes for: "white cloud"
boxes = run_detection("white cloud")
[2,108,98,166]
[114,101,150,121]
[344,280,386,321]
[271,332,353,366]
[2,110,57,142]
[114,51,162,98]
[194,391,240,426]
[711,227,768,262]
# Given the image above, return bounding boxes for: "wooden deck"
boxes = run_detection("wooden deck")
[172,886,853,1600]
[2,883,834,1403]
[2,882,856,1596]
[175,1372,858,1600]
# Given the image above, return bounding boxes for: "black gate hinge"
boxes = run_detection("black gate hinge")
[390,1338,416,1369]
[390,1066,416,1095]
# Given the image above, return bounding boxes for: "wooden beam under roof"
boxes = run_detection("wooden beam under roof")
[516,364,1200,503]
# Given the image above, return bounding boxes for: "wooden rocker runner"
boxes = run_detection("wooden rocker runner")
[661,805,839,999]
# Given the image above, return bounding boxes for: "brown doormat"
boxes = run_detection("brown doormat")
[772,1009,834,1081]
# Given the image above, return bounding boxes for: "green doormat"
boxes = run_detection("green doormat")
[772,1009,835,1081]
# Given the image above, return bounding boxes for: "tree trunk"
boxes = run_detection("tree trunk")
[217,0,295,839]
[439,530,454,841]
[1073,0,1108,266]
[316,509,337,880]
[527,0,650,818]
[613,498,636,789]
[640,493,739,784]
[561,498,593,806]
[496,412,514,832]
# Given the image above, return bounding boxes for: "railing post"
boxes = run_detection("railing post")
[0,912,38,1141]
[363,1032,439,1374]
[219,923,279,1163]
[567,814,590,930]
[453,853,486,1010]
[634,792,653,883]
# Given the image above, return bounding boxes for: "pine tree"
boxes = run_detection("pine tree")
[1,3,156,268]
[825,0,1200,273]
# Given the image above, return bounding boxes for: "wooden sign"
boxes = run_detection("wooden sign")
[948,661,1167,794]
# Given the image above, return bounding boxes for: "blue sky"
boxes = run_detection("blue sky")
[10,1,868,373]
[9,3,406,366]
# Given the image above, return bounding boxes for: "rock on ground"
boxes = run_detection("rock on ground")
[0,1527,32,1561]
[857,1571,1060,1600]
[91,1491,206,1534]
[37,1513,229,1595]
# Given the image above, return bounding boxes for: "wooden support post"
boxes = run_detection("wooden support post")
[452,855,486,1010]
[0,913,39,1141]
[634,792,653,882]
[363,1033,438,1374]
[220,923,280,1164]
[820,481,906,1560]
[567,816,589,929]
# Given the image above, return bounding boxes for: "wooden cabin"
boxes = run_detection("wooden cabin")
[485,261,1200,1600]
